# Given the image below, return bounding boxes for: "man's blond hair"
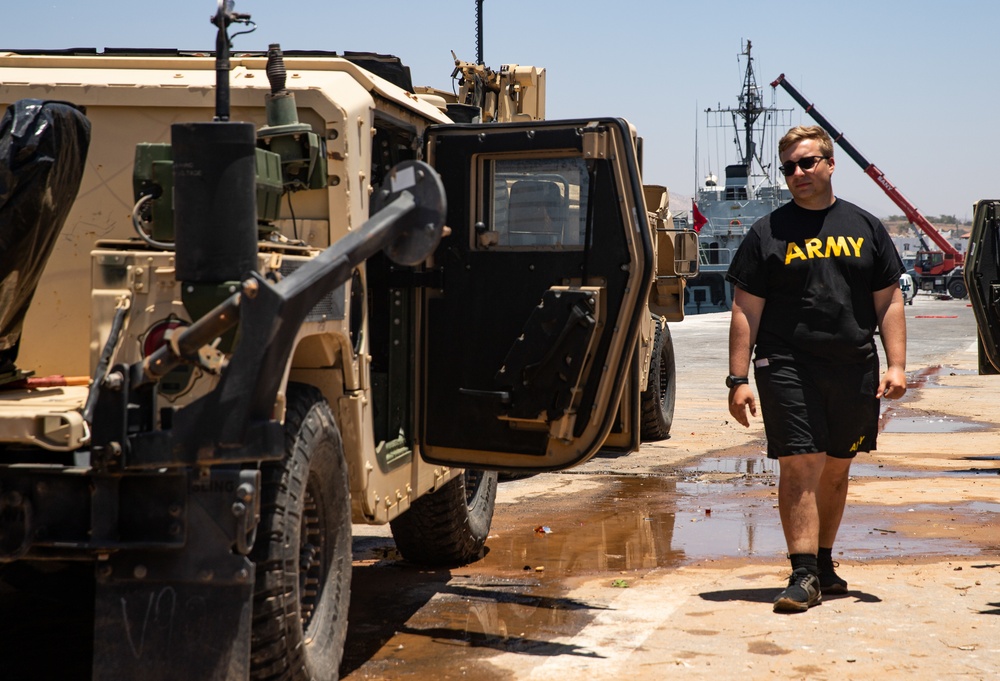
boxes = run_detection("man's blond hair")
[778,125,834,157]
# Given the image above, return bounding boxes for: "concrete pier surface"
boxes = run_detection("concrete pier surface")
[345,294,998,681]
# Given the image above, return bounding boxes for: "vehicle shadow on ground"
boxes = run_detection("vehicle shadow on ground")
[698,587,882,605]
[343,539,610,676]
[391,623,604,658]
[0,566,95,680]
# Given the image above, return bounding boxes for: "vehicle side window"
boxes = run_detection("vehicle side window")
[481,157,589,249]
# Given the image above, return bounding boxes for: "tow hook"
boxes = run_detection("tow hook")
[232,473,260,555]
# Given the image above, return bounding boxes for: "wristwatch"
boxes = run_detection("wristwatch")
[725,375,749,389]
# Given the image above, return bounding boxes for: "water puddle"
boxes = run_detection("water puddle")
[671,455,997,559]
[352,442,996,583]
[480,475,687,574]
[414,372,990,582]
[882,416,988,434]
[445,449,997,578]
[907,364,979,389]
[911,500,1000,513]
[681,455,776,479]
[880,391,993,434]
[344,445,998,678]
[680,454,990,481]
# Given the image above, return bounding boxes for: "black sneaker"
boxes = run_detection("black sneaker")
[819,560,848,594]
[773,568,822,613]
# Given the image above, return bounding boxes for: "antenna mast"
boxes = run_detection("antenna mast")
[476,0,485,64]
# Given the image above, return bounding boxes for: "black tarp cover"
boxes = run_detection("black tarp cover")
[0,100,91,367]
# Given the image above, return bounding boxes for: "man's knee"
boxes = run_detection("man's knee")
[821,456,853,489]
[778,452,827,477]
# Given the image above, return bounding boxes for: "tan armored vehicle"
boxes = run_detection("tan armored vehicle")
[0,3,696,678]
[967,200,1000,374]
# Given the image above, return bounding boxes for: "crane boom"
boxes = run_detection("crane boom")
[770,73,963,269]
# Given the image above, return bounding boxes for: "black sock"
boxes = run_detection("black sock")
[818,547,834,568]
[789,553,818,575]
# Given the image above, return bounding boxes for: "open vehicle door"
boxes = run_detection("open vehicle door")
[420,119,653,471]
[967,200,1000,374]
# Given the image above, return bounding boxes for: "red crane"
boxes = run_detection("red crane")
[770,74,967,298]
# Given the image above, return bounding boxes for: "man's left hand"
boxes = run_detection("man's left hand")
[877,366,907,399]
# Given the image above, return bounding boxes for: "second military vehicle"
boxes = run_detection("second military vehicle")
[967,200,1000,374]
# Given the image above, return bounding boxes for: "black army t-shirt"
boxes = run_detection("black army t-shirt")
[726,199,904,364]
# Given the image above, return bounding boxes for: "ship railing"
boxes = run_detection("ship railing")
[698,244,738,267]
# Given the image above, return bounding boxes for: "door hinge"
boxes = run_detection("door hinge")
[582,128,610,160]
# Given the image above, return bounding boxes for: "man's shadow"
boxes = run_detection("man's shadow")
[699,586,882,604]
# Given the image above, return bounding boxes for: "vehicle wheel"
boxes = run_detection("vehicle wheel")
[250,383,351,681]
[640,319,676,441]
[947,278,967,299]
[389,468,497,567]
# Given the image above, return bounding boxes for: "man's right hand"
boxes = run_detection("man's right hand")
[728,287,764,429]
[728,384,757,427]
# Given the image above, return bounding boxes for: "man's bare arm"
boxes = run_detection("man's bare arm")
[728,287,765,426]
[873,283,907,399]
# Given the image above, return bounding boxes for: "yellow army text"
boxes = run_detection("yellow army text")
[785,236,864,265]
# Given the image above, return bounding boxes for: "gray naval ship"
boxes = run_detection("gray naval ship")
[684,41,792,314]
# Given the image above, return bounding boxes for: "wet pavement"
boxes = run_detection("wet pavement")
[343,444,999,679]
[342,296,999,680]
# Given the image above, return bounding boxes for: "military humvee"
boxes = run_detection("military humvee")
[0,2,697,678]
[967,200,1000,374]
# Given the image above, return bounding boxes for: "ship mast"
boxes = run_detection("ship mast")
[736,41,764,170]
[703,40,790,191]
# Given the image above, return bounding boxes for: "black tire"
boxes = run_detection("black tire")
[250,384,352,681]
[389,469,497,567]
[947,277,967,299]
[640,319,676,441]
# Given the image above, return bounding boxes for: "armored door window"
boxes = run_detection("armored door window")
[482,157,589,249]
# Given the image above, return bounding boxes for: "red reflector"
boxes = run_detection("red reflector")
[142,319,187,357]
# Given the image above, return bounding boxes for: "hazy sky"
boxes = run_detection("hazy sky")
[6,0,997,221]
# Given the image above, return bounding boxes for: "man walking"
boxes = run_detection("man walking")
[726,125,907,613]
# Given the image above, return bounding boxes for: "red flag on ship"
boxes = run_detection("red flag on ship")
[692,201,707,233]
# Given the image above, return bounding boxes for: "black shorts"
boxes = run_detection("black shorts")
[753,356,880,459]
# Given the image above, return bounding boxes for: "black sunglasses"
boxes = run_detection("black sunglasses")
[780,155,829,177]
